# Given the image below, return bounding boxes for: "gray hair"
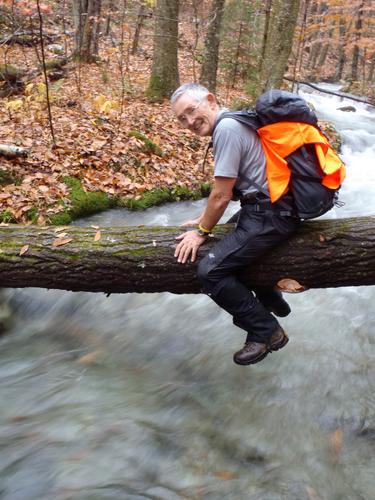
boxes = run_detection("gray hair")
[170,83,210,104]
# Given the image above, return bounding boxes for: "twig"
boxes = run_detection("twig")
[36,0,56,145]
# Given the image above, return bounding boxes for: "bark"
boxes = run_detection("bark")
[199,0,226,93]
[146,0,179,100]
[72,0,102,62]
[0,144,29,158]
[259,0,273,70]
[258,0,301,92]
[351,0,365,81]
[131,2,146,55]
[0,217,374,294]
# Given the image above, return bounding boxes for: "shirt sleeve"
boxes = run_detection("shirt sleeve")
[212,123,243,178]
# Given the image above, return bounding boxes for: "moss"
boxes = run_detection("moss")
[121,184,211,211]
[26,207,39,224]
[0,210,16,223]
[49,176,116,225]
[0,63,24,82]
[0,170,17,186]
[129,130,164,156]
[42,58,67,70]
[145,75,171,102]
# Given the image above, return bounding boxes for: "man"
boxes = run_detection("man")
[171,83,300,366]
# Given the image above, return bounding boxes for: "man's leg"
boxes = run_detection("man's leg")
[253,287,291,317]
[197,209,299,363]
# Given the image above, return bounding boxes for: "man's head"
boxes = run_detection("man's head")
[171,83,220,137]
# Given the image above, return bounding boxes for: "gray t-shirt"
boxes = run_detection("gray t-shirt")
[212,112,269,199]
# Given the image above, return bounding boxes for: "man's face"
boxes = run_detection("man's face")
[172,93,218,137]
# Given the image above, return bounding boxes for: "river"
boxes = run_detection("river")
[0,87,374,500]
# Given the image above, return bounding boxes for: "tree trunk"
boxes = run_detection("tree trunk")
[0,218,374,294]
[72,0,102,62]
[258,0,301,92]
[146,0,179,100]
[259,0,273,72]
[199,0,226,92]
[351,0,365,81]
[131,2,146,55]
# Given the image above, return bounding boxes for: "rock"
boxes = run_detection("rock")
[337,105,356,112]
[48,44,65,55]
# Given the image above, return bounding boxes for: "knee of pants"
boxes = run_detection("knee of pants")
[197,257,212,287]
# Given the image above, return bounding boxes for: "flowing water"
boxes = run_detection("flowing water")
[0,88,375,500]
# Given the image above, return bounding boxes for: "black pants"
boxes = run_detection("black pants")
[197,206,301,343]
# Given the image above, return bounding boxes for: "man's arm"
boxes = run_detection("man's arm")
[174,176,236,264]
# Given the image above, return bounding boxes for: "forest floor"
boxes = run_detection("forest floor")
[0,18,344,225]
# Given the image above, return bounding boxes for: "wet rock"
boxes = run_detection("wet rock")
[337,105,356,112]
[0,291,13,334]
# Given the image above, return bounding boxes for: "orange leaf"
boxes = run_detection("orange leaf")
[213,471,237,481]
[277,278,306,293]
[77,351,101,365]
[94,230,101,241]
[20,245,29,256]
[329,428,343,463]
[52,237,73,247]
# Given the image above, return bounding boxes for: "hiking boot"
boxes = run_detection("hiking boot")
[233,327,289,366]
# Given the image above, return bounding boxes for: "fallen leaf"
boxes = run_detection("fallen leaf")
[77,351,101,365]
[213,471,237,481]
[54,226,70,233]
[277,278,306,293]
[94,230,101,241]
[20,245,29,255]
[329,428,343,463]
[306,486,320,500]
[52,237,73,247]
[319,234,326,242]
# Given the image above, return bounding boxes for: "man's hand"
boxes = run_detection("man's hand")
[174,230,206,264]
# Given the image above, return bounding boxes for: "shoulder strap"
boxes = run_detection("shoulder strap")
[213,110,269,198]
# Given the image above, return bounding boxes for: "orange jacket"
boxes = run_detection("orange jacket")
[257,122,346,203]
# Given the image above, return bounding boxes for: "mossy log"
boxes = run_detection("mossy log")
[0,217,374,293]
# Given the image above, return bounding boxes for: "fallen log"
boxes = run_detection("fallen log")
[0,217,374,294]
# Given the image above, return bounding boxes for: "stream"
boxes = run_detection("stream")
[0,86,374,500]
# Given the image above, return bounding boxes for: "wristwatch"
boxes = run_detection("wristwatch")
[197,228,209,237]
[197,224,211,237]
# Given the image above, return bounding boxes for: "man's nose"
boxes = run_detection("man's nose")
[186,115,195,127]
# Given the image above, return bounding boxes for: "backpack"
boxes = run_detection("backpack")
[216,89,346,219]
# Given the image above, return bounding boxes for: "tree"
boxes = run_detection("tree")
[258,0,301,92]
[146,0,180,100]
[199,0,226,92]
[0,218,374,293]
[351,0,365,81]
[72,0,102,62]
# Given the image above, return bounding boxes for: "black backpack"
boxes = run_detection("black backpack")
[216,90,345,219]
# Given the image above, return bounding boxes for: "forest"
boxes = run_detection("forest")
[0,0,374,225]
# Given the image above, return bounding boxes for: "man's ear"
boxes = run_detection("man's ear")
[206,93,217,108]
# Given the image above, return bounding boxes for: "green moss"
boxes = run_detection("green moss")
[145,75,171,102]
[49,176,116,225]
[42,58,68,70]
[0,210,15,223]
[129,130,164,156]
[0,170,17,186]
[0,63,24,82]
[26,207,39,224]
[121,184,211,211]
